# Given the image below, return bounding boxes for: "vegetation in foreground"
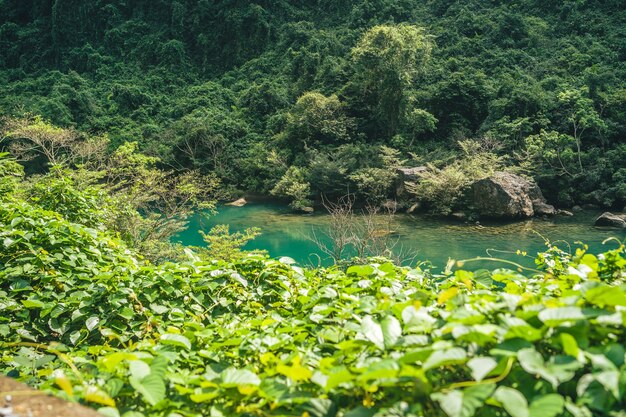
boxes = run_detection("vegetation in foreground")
[1,153,626,417]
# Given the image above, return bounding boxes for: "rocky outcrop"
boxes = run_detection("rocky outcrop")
[594,212,626,228]
[226,197,247,207]
[469,172,555,219]
[395,166,428,198]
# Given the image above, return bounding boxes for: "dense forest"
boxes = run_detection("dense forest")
[1,0,625,211]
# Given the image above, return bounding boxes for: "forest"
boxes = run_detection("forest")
[1,1,626,417]
[1,0,625,211]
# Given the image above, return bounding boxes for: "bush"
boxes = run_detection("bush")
[1,194,625,417]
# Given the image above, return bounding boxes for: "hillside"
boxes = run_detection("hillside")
[1,0,625,210]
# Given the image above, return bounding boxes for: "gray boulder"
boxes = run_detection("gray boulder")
[594,212,626,228]
[395,166,428,197]
[470,172,555,219]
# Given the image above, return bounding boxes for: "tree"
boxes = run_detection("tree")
[271,166,313,211]
[557,88,606,171]
[350,24,432,136]
[198,224,262,261]
[282,92,353,148]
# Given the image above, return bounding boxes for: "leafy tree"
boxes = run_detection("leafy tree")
[281,92,353,149]
[349,24,432,137]
[556,88,606,171]
[271,165,313,211]
[198,224,262,261]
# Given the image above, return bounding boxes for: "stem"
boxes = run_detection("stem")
[443,357,515,391]
[455,257,542,274]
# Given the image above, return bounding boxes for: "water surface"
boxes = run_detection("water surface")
[176,202,624,270]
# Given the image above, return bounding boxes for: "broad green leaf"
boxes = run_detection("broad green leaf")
[561,333,580,358]
[347,265,375,277]
[494,386,529,417]
[129,360,151,380]
[381,315,401,348]
[467,357,497,381]
[584,284,626,307]
[159,333,191,350]
[538,307,585,326]
[361,315,385,350]
[86,316,100,331]
[529,394,564,417]
[432,384,495,417]
[301,398,336,417]
[423,347,467,371]
[97,407,121,417]
[22,299,44,308]
[129,374,165,406]
[221,368,261,387]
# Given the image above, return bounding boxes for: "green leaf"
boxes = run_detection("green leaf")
[159,333,191,350]
[129,360,151,380]
[221,368,261,387]
[538,307,585,326]
[301,398,336,417]
[529,394,564,417]
[347,265,374,277]
[129,374,165,406]
[97,407,120,417]
[494,386,529,417]
[361,315,385,350]
[22,299,45,309]
[381,315,401,348]
[86,316,100,331]
[560,333,580,358]
[432,384,495,417]
[584,284,626,307]
[423,347,467,371]
[467,357,497,381]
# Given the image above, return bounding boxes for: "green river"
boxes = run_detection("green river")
[176,202,624,270]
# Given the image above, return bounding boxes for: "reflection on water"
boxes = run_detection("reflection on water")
[176,202,624,270]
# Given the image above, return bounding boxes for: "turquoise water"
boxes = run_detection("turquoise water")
[176,202,624,270]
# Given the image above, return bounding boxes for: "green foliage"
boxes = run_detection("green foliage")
[2,1,626,207]
[0,152,23,195]
[1,177,626,416]
[271,165,313,211]
[408,140,504,214]
[198,224,262,262]
[281,92,353,149]
[350,24,432,136]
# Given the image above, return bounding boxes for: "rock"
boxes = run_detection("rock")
[594,212,626,228]
[557,209,574,216]
[395,166,428,197]
[534,201,557,216]
[572,205,583,212]
[451,211,467,221]
[300,206,314,214]
[583,203,600,210]
[469,172,555,219]
[226,197,247,207]
[396,166,428,182]
[407,202,421,214]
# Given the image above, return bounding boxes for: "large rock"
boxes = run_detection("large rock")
[594,212,626,228]
[226,197,247,207]
[395,166,428,197]
[470,172,555,219]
